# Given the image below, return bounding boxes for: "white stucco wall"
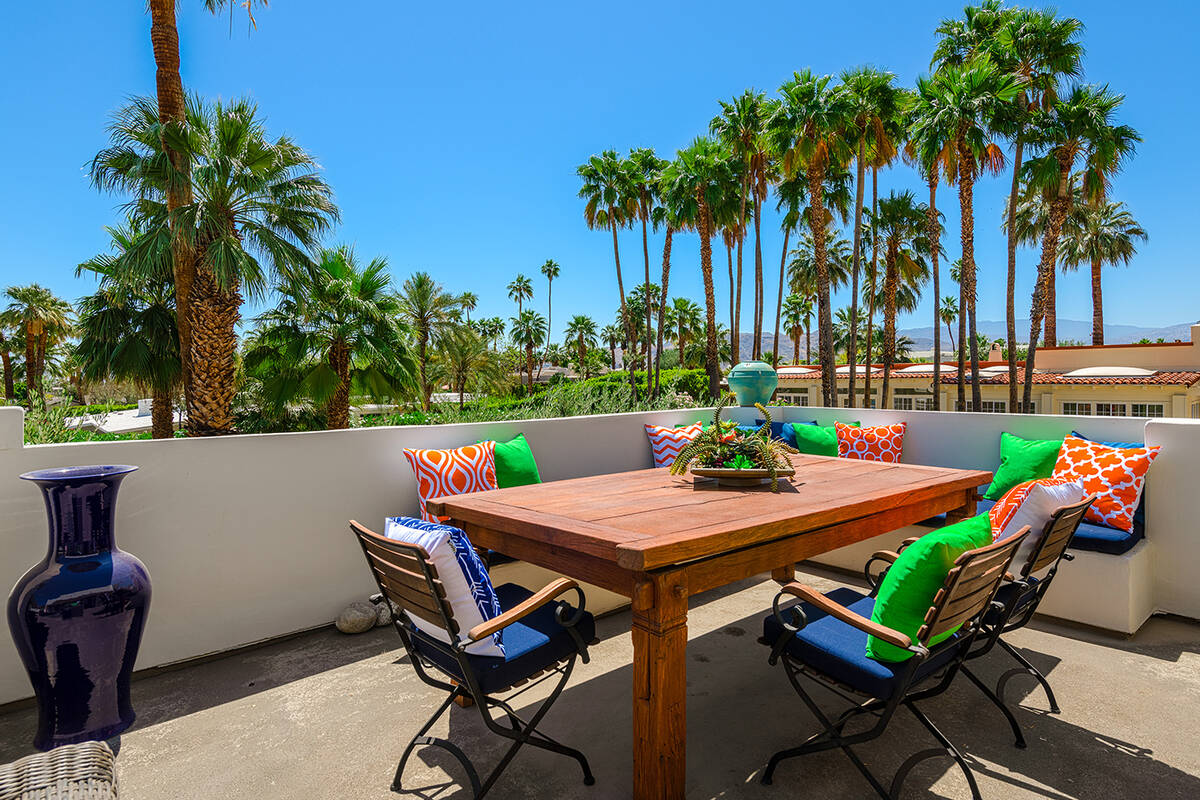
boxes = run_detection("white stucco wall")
[1,404,1197,704]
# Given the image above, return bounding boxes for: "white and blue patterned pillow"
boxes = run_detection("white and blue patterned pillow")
[384,516,505,657]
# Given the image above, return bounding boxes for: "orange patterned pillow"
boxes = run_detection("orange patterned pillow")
[1051,435,1160,532]
[836,421,906,463]
[645,422,703,468]
[403,442,498,523]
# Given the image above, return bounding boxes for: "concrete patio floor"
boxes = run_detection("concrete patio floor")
[3,566,1199,799]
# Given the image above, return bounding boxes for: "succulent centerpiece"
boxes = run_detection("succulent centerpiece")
[669,393,797,490]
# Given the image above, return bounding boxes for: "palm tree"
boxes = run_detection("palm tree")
[397,271,462,410]
[510,310,547,392]
[771,174,806,369]
[481,316,506,351]
[4,285,73,406]
[438,326,500,409]
[564,315,598,375]
[537,260,560,379]
[0,309,18,401]
[770,70,852,407]
[659,137,734,398]
[788,227,853,299]
[507,274,533,315]
[578,150,637,396]
[940,296,959,353]
[75,223,179,437]
[625,148,666,383]
[910,56,1018,411]
[244,247,413,429]
[669,298,703,369]
[459,291,478,323]
[91,95,338,435]
[1020,86,1139,410]
[1061,200,1146,345]
[874,191,933,408]
[781,294,810,365]
[841,67,901,407]
[710,91,773,362]
[652,156,695,394]
[601,323,622,370]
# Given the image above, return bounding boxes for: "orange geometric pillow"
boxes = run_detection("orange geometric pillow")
[403,442,498,523]
[1051,435,1160,533]
[645,422,703,468]
[836,421,906,463]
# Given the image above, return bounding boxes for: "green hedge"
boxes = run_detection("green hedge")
[64,403,138,415]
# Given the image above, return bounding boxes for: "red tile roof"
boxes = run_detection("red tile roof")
[775,367,1200,386]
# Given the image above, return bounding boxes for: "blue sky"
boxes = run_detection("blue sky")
[0,1,1195,343]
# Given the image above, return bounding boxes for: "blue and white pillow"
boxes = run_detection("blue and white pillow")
[384,516,505,657]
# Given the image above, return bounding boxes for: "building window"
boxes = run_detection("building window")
[776,393,810,407]
[980,400,1007,413]
[1063,402,1092,416]
[893,397,914,410]
[915,398,935,411]
[1131,403,1164,418]
[1095,402,1127,417]
[1191,402,1200,419]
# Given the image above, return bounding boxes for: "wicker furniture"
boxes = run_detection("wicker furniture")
[0,741,117,800]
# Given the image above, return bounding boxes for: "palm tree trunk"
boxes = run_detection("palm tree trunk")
[1091,254,1104,345]
[848,139,867,409]
[1023,168,1072,412]
[150,383,174,439]
[609,217,636,399]
[0,344,12,401]
[927,174,942,411]
[947,320,955,352]
[734,174,747,365]
[325,339,351,430]
[864,166,879,407]
[536,279,551,381]
[698,192,721,399]
[641,212,653,383]
[1044,266,1057,347]
[23,324,38,404]
[957,273,967,410]
[882,244,899,410]
[805,318,812,366]
[807,166,835,408]
[527,345,534,392]
[958,147,981,413]
[186,264,241,435]
[726,240,735,359]
[654,228,673,396]
[1005,132,1024,412]
[772,227,790,368]
[791,328,799,366]
[149,0,195,411]
[753,194,764,360]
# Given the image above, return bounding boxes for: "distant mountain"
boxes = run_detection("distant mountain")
[737,319,1196,362]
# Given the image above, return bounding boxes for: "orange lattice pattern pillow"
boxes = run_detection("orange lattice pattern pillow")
[403,442,499,522]
[836,422,906,463]
[1051,435,1160,533]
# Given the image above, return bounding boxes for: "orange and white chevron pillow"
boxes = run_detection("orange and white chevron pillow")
[1051,435,1160,533]
[836,422,905,463]
[645,422,703,468]
[988,478,1085,566]
[403,442,499,522]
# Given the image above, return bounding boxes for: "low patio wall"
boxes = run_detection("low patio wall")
[0,404,1197,704]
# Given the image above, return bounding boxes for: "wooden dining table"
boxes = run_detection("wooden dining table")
[426,452,991,800]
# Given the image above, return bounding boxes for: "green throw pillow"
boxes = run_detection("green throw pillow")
[983,432,1064,500]
[866,513,993,662]
[484,433,542,488]
[791,421,860,457]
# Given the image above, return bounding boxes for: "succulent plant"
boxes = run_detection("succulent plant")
[669,393,797,491]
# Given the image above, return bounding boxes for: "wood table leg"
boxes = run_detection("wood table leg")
[631,569,689,800]
[944,488,979,524]
[772,564,796,585]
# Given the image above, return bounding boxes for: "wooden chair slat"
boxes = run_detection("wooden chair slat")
[369,558,446,599]
[375,571,449,619]
[385,588,459,634]
[916,530,1026,645]
[359,536,437,578]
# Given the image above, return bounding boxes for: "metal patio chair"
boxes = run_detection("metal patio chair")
[867,495,1096,747]
[761,528,1028,799]
[349,520,596,798]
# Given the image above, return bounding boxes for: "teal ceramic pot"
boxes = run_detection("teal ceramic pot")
[726,361,778,406]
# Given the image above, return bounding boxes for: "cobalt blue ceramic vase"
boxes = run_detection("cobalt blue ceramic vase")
[7,465,150,750]
[726,361,779,407]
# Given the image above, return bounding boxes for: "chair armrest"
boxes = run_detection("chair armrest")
[780,583,912,650]
[863,550,900,594]
[466,578,581,642]
[869,550,900,565]
[898,536,920,552]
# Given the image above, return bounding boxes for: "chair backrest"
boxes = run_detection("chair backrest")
[917,528,1028,644]
[1019,495,1096,578]
[349,520,460,641]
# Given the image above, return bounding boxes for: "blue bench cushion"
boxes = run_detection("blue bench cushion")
[918,499,1142,555]
[407,582,595,694]
[984,576,1041,625]
[761,587,961,698]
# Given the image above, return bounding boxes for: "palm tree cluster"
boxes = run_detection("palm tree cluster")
[576,0,1144,412]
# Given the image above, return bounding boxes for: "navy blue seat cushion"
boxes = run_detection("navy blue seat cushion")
[918,498,1141,555]
[408,582,595,694]
[761,587,961,698]
[984,576,1040,625]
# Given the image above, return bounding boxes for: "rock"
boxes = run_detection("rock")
[375,598,396,627]
[336,601,378,634]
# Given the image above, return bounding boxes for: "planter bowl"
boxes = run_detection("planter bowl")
[690,465,796,488]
